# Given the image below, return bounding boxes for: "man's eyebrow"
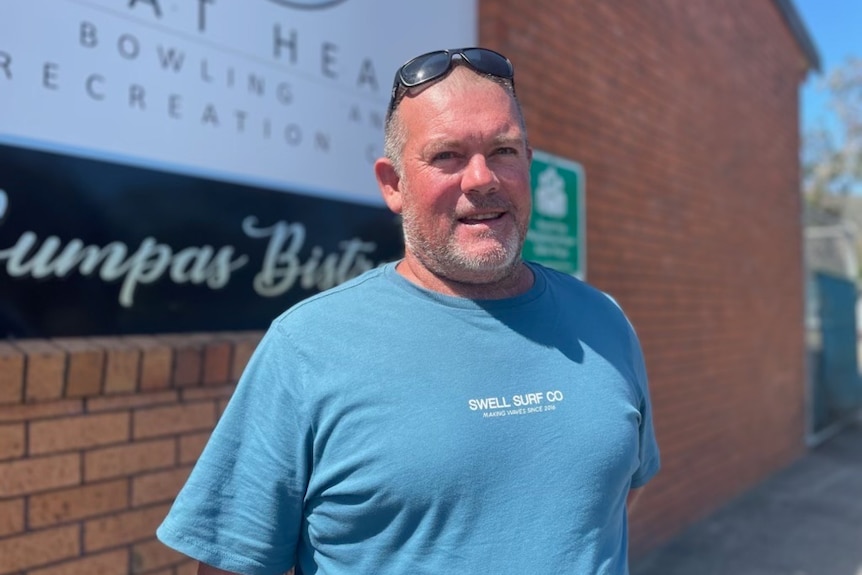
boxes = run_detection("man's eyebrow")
[424,133,524,153]
[421,139,461,156]
[491,134,526,147]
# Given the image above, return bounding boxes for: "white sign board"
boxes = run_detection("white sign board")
[0,0,477,205]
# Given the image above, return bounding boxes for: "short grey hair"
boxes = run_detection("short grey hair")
[382,66,527,178]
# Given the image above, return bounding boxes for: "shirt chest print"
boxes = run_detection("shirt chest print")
[467,389,565,418]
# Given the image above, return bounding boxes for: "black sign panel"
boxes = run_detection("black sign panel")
[0,144,403,337]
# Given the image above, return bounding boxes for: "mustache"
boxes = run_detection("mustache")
[454,197,515,217]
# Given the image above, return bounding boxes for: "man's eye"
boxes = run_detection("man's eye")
[495,147,518,156]
[433,151,459,161]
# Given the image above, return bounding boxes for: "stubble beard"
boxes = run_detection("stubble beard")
[400,202,527,285]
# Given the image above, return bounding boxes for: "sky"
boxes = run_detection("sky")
[794,0,862,135]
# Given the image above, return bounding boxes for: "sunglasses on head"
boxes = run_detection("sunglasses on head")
[386,47,515,120]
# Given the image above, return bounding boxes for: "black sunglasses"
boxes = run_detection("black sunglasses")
[386,47,515,120]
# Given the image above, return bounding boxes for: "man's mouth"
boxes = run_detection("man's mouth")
[458,212,506,225]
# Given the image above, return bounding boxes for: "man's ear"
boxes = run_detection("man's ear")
[375,158,403,214]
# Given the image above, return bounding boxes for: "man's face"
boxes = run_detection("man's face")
[386,69,532,287]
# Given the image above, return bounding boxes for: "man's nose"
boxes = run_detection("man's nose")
[462,154,499,194]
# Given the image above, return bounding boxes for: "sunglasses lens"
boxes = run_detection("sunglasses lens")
[400,51,452,87]
[462,49,513,79]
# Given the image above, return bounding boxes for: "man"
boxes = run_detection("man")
[157,47,660,575]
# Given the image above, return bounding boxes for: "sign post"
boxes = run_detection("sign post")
[524,150,586,278]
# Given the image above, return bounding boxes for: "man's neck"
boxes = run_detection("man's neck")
[395,258,534,300]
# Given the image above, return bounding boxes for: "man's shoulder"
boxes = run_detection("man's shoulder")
[530,262,614,302]
[271,262,396,327]
[529,262,633,325]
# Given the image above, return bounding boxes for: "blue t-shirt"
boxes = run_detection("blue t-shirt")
[157,261,660,574]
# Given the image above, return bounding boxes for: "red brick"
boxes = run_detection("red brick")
[84,503,171,551]
[181,384,235,402]
[15,340,66,402]
[29,479,129,528]
[158,335,205,387]
[173,348,202,387]
[84,438,176,482]
[132,466,193,507]
[29,412,130,455]
[0,399,83,423]
[52,337,105,398]
[0,453,80,497]
[90,338,141,395]
[175,561,199,575]
[130,538,186,573]
[87,390,178,413]
[27,549,129,575]
[0,524,79,572]
[0,422,25,460]
[203,339,232,386]
[122,336,173,392]
[0,342,24,404]
[230,333,263,381]
[133,402,216,440]
[0,497,24,537]
[217,397,231,418]
[178,431,210,464]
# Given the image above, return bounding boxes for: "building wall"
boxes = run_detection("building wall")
[0,0,810,573]
[479,0,809,556]
[0,334,259,574]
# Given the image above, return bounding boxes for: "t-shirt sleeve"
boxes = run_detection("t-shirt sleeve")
[628,325,660,488]
[157,323,311,575]
[600,290,661,489]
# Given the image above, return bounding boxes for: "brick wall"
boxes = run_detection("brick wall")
[0,333,261,575]
[480,0,810,557]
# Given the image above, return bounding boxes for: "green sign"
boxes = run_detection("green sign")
[523,150,585,278]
